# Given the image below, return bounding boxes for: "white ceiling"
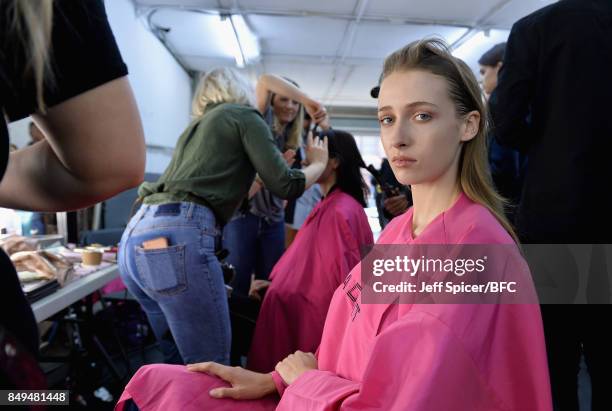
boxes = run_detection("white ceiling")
[134,0,556,108]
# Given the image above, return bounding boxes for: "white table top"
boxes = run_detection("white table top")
[31,264,119,322]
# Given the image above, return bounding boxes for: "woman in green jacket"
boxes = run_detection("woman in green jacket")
[118,68,328,365]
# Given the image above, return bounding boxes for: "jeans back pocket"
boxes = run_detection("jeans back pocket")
[134,245,187,295]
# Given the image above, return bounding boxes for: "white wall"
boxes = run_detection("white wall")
[7,119,30,149]
[106,0,192,173]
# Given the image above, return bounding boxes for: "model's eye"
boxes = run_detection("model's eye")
[415,113,432,122]
[379,116,393,125]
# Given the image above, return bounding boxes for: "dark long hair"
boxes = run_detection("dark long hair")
[326,129,368,207]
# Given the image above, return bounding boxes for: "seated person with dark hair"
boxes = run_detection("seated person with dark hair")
[479,43,526,220]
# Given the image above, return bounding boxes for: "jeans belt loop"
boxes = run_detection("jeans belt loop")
[187,201,195,220]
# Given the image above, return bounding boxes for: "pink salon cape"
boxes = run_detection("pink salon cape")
[116,192,552,411]
[248,189,374,373]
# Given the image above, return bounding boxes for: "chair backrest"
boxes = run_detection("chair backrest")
[103,173,161,229]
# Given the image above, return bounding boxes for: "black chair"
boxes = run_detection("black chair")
[80,173,161,246]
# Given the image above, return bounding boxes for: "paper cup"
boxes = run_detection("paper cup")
[82,250,103,266]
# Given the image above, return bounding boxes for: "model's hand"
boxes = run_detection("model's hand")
[249,274,271,301]
[283,149,296,167]
[187,362,276,400]
[275,351,318,385]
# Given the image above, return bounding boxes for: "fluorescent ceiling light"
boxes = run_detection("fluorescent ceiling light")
[217,14,260,68]
[218,15,245,67]
[230,15,260,63]
[452,29,510,66]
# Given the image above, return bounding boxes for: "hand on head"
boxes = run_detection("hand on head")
[305,131,328,167]
[304,100,327,124]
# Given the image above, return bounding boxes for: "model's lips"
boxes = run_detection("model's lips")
[391,155,417,167]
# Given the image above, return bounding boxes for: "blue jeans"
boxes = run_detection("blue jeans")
[222,212,285,296]
[118,202,230,365]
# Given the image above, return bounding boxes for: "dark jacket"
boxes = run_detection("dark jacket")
[487,92,526,211]
[491,0,612,243]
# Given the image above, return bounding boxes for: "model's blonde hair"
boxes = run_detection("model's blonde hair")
[381,38,518,244]
[8,0,55,111]
[192,68,256,117]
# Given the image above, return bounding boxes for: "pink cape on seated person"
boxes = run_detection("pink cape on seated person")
[248,189,373,373]
[116,192,552,411]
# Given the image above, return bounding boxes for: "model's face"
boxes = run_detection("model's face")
[479,62,501,95]
[377,70,479,186]
[272,94,300,125]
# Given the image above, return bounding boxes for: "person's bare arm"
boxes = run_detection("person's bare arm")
[255,74,327,123]
[0,76,145,211]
